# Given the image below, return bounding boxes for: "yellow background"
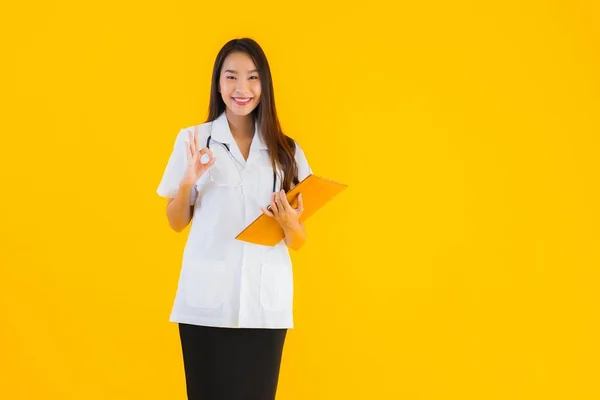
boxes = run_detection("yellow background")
[1,1,599,399]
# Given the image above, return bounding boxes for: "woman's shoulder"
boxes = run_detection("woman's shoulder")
[282,133,308,152]
[283,134,308,159]
[282,134,312,180]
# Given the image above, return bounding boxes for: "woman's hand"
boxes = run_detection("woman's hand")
[261,190,307,250]
[181,126,216,187]
[260,190,304,230]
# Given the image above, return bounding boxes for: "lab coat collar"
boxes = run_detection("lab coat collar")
[210,112,267,150]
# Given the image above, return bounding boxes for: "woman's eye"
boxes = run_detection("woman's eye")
[249,76,259,80]
[226,76,236,80]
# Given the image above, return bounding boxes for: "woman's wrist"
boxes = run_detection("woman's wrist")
[282,220,302,233]
[282,221,306,250]
[179,180,194,189]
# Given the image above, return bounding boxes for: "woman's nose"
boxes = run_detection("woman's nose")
[235,81,250,94]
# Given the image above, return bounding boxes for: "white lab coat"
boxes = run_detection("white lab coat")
[157,111,312,329]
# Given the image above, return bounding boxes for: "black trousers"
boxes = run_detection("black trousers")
[178,323,287,400]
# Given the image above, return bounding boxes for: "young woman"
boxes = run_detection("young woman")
[156,38,312,400]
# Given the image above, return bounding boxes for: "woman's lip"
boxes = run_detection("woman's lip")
[232,97,253,105]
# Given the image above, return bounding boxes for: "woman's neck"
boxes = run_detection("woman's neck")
[225,109,255,139]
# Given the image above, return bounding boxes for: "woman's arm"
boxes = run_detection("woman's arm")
[282,222,307,251]
[166,183,195,232]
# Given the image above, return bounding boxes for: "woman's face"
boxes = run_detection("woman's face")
[219,51,262,116]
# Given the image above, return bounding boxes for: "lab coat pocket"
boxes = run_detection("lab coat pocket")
[259,261,293,312]
[184,260,227,309]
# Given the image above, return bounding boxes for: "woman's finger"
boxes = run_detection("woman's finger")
[193,126,199,153]
[296,193,304,215]
[279,190,294,212]
[260,207,274,217]
[198,147,214,163]
[271,193,280,215]
[186,130,194,162]
[196,148,214,172]
[200,157,216,172]
[186,141,192,163]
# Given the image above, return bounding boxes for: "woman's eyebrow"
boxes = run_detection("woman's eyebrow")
[224,69,258,74]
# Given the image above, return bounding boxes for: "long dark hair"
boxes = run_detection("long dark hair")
[206,38,299,192]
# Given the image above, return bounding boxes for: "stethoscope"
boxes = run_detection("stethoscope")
[205,122,278,193]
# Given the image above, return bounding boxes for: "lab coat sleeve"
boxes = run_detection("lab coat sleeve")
[156,129,197,204]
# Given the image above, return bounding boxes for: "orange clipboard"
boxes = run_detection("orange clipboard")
[235,174,348,246]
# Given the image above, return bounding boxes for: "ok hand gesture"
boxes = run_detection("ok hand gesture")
[181,126,215,186]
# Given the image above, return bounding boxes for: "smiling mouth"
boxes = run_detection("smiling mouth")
[232,97,253,105]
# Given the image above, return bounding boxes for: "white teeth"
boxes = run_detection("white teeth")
[234,98,251,103]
